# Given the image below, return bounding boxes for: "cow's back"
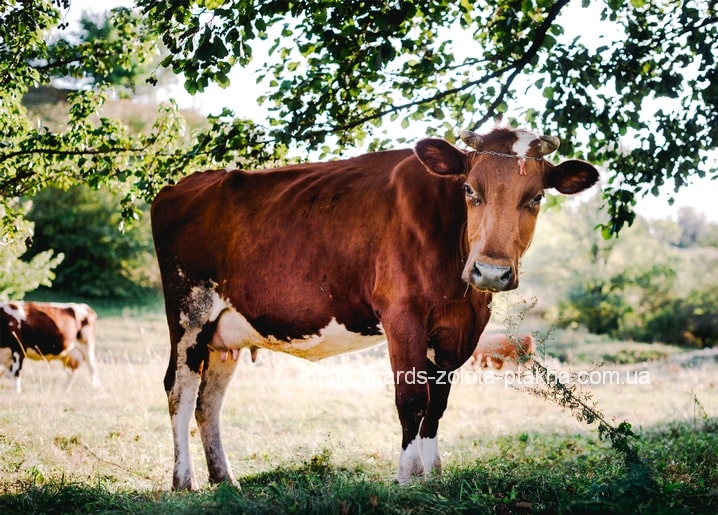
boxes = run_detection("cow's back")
[151,151,426,332]
[153,153,411,251]
[21,306,68,355]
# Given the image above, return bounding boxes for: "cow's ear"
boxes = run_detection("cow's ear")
[545,159,599,194]
[415,139,468,176]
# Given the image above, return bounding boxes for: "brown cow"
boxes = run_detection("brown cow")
[151,125,598,490]
[0,301,99,393]
[470,333,536,371]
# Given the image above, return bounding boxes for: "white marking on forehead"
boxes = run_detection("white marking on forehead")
[511,129,539,158]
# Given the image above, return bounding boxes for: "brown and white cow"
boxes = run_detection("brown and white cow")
[151,126,598,490]
[0,301,99,393]
[470,333,536,371]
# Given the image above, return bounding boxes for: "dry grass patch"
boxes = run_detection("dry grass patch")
[1,306,716,497]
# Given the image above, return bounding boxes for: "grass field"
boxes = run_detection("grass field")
[1,300,717,513]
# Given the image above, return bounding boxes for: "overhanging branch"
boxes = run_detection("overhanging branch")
[311,0,571,139]
[471,0,571,130]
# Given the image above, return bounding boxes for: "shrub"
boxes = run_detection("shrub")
[559,278,631,335]
[23,185,157,299]
[0,201,64,300]
[642,290,718,348]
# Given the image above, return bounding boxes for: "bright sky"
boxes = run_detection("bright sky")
[62,0,718,223]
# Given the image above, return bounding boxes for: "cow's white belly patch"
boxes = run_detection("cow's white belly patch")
[213,307,385,362]
[181,287,385,362]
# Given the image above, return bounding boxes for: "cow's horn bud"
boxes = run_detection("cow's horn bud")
[538,135,560,155]
[460,129,483,150]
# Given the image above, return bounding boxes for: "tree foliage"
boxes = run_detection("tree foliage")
[1,0,716,242]
[24,185,156,299]
[524,198,718,347]
[139,0,717,236]
[0,0,280,242]
[47,8,151,95]
[0,201,64,300]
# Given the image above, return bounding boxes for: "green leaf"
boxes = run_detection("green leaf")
[215,72,230,88]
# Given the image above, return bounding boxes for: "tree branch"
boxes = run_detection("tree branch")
[313,0,571,139]
[471,0,571,130]
[0,144,152,164]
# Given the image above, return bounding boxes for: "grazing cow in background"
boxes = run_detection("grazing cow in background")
[151,125,599,490]
[0,301,99,393]
[470,333,536,371]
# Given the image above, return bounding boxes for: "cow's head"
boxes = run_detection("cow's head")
[415,127,598,292]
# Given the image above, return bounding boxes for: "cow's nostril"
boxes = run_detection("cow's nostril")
[500,268,512,282]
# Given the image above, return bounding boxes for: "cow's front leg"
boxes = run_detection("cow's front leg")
[395,376,429,483]
[195,347,240,487]
[64,368,77,391]
[418,360,453,477]
[385,317,435,482]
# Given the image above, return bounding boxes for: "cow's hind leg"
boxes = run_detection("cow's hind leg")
[167,326,205,491]
[195,346,240,487]
[10,351,23,394]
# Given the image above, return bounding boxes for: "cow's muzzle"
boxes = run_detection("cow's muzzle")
[469,261,515,292]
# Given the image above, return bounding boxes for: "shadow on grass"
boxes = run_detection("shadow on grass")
[1,420,716,514]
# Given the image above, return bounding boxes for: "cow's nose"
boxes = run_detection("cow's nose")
[471,262,514,291]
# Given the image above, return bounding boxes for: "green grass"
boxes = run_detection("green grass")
[1,303,716,513]
[1,422,716,513]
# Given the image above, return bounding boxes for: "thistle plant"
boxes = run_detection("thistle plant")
[490,293,641,465]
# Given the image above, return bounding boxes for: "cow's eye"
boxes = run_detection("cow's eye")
[464,184,480,205]
[527,194,544,210]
